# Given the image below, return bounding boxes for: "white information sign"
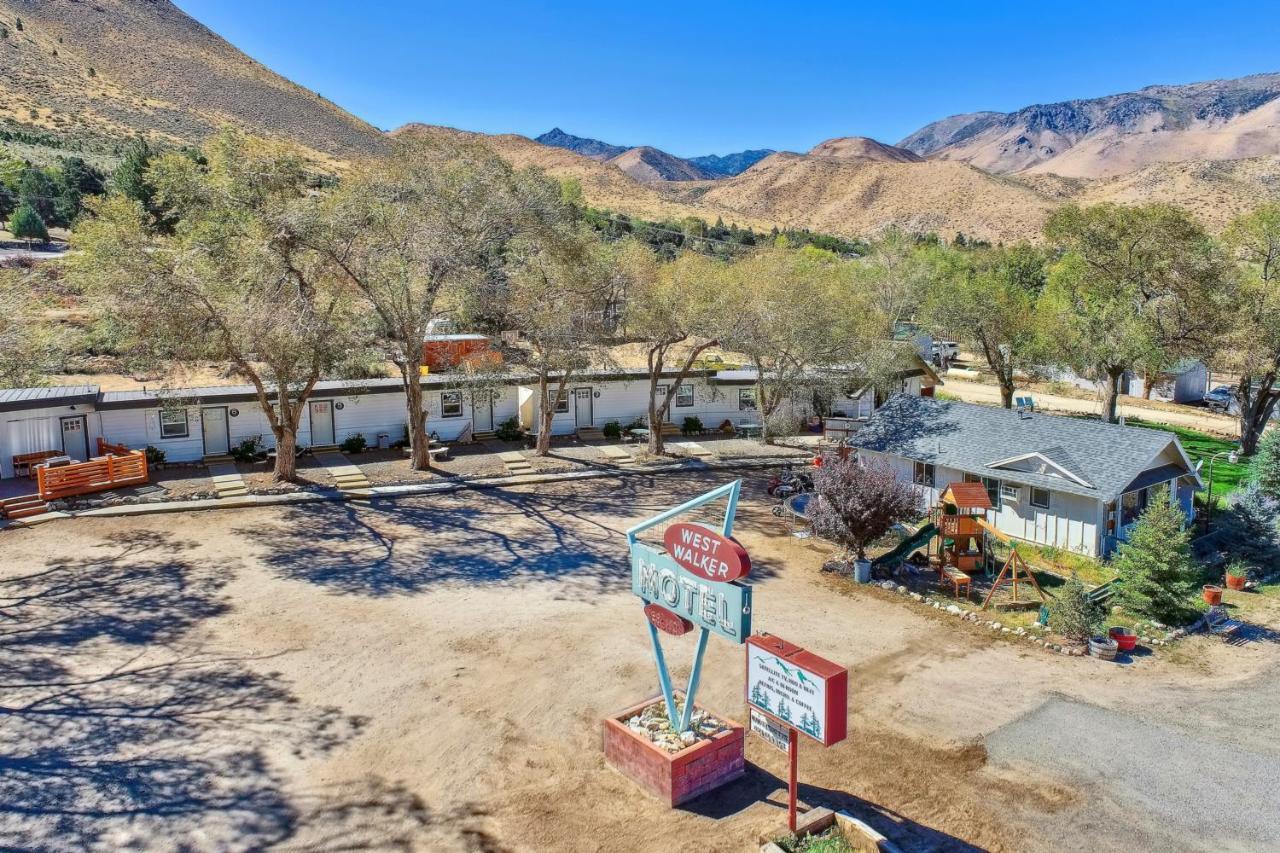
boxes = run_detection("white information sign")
[749,708,789,753]
[747,646,828,742]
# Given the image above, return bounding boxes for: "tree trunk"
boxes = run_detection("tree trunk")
[1101,367,1125,423]
[273,427,297,482]
[535,373,560,456]
[648,339,719,456]
[998,374,1015,409]
[980,340,1014,409]
[647,370,665,456]
[403,364,431,471]
[1238,373,1279,456]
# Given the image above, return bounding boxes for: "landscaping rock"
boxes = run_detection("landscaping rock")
[946,605,962,615]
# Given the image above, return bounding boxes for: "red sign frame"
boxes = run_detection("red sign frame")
[662,522,751,583]
[744,633,848,747]
[644,603,694,636]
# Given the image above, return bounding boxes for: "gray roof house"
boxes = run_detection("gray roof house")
[852,395,1203,557]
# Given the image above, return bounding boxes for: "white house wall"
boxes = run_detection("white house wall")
[526,379,767,435]
[1,403,103,478]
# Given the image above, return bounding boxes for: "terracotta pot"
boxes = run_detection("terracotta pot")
[1226,573,1247,591]
[1202,584,1223,606]
[1108,627,1138,652]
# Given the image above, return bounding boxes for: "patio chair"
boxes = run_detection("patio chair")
[1205,605,1242,639]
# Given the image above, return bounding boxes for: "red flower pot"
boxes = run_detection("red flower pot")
[1202,584,1223,606]
[1226,574,1246,591]
[1108,627,1137,652]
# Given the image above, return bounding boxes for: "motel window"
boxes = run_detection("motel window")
[675,384,694,408]
[738,388,757,411]
[159,409,189,439]
[913,461,935,487]
[441,391,463,418]
[547,393,569,414]
[1030,487,1051,509]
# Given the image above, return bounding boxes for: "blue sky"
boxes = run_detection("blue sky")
[175,1,1280,157]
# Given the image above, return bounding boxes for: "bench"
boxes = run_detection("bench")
[1205,605,1243,639]
[13,450,61,479]
[941,565,972,599]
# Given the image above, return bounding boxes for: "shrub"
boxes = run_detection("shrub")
[1225,559,1249,581]
[1221,481,1279,567]
[810,455,923,561]
[1113,488,1202,622]
[625,417,647,432]
[495,416,522,442]
[9,203,48,243]
[230,437,262,463]
[144,445,165,466]
[602,420,622,440]
[1048,575,1104,642]
[681,416,703,435]
[339,433,367,454]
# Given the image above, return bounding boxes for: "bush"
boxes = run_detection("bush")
[1221,481,1279,567]
[144,445,165,466]
[681,416,704,435]
[1048,575,1104,642]
[230,437,262,463]
[495,416,522,442]
[339,433,367,454]
[602,420,622,440]
[625,417,647,432]
[1251,430,1280,502]
[1114,488,1202,623]
[809,455,923,561]
[9,202,48,243]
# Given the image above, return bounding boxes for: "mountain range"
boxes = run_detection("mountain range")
[3,1,1279,242]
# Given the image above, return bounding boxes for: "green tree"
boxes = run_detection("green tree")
[111,136,159,215]
[70,130,371,482]
[17,167,59,225]
[1113,488,1201,622]
[0,267,60,384]
[1047,575,1105,642]
[1251,428,1280,501]
[925,244,1046,407]
[9,202,48,245]
[1222,481,1278,567]
[0,182,15,225]
[1222,204,1280,454]
[1041,204,1230,423]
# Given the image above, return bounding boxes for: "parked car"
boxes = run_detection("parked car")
[1202,385,1236,413]
[932,340,959,365]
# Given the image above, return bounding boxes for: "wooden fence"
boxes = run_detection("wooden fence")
[37,441,149,500]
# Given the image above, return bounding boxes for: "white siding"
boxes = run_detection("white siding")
[1,403,103,478]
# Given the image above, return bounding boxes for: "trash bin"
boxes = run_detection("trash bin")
[377,433,391,450]
[853,559,872,584]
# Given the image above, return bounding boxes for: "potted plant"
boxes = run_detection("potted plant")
[1225,560,1248,592]
[1107,626,1138,652]
[1088,634,1119,661]
[1202,584,1224,606]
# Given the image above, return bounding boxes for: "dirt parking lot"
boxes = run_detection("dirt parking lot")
[1,470,1276,851]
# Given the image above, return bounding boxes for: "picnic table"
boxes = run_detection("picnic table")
[627,428,649,443]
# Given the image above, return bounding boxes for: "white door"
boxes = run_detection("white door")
[202,407,230,456]
[473,393,494,432]
[1034,508,1050,543]
[60,415,89,461]
[309,400,335,446]
[574,388,593,428]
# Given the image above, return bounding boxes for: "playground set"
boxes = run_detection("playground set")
[873,482,1046,610]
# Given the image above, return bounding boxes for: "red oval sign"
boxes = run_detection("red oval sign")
[644,603,693,636]
[662,522,751,582]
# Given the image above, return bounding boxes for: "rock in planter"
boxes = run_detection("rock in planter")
[1088,636,1119,661]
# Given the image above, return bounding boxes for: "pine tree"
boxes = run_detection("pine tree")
[9,202,49,245]
[776,697,792,723]
[15,17,23,31]
[1251,429,1280,502]
[1224,481,1279,566]
[1114,488,1201,622]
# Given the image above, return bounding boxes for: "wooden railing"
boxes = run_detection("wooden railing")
[97,438,133,457]
[38,448,149,500]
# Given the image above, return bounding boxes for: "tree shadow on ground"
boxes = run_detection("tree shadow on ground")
[683,763,983,852]
[237,470,778,597]
[0,529,470,850]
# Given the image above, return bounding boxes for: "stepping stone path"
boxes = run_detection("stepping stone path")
[599,445,637,466]
[498,451,534,474]
[208,462,248,499]
[670,442,713,459]
[313,451,372,494]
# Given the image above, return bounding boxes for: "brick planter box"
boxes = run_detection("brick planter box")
[602,694,745,806]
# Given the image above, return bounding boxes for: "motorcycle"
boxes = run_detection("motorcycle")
[767,463,815,516]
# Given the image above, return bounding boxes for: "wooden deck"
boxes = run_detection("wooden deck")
[35,439,149,500]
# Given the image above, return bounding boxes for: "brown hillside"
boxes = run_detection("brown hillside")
[0,0,385,164]
[808,136,924,163]
[607,146,714,182]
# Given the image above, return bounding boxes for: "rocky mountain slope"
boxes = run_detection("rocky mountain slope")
[900,72,1280,177]
[807,136,923,163]
[533,127,627,161]
[534,128,770,178]
[606,146,715,182]
[687,149,774,177]
[0,0,385,164]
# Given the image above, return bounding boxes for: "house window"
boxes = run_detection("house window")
[738,388,757,411]
[657,384,669,397]
[675,384,694,408]
[547,393,569,414]
[159,409,189,439]
[965,473,1001,509]
[913,461,935,487]
[1030,487,1051,509]
[1120,488,1149,527]
[441,391,463,418]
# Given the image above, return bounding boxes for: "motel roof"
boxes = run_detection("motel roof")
[0,385,100,413]
[853,395,1201,502]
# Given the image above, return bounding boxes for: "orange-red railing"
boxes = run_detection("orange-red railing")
[38,443,149,500]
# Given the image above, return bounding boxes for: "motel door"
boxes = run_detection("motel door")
[473,392,494,433]
[574,387,593,429]
[309,400,336,446]
[201,407,230,456]
[60,415,89,461]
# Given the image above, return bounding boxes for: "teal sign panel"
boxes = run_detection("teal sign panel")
[630,541,752,643]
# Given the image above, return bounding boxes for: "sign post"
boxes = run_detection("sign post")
[745,633,849,832]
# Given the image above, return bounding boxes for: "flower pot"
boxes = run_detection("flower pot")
[1202,584,1223,606]
[1107,627,1137,652]
[853,559,872,584]
[1088,636,1119,661]
[1225,574,1247,591]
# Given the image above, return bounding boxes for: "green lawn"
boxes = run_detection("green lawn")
[1125,418,1248,508]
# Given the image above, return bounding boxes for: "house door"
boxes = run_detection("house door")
[60,415,89,461]
[309,400,335,446]
[1034,508,1050,543]
[574,387,593,428]
[201,407,230,456]
[473,393,494,432]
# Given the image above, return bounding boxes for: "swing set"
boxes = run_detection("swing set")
[930,483,1046,610]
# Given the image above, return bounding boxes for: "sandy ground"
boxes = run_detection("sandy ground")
[1,470,1275,852]
[942,379,1241,436]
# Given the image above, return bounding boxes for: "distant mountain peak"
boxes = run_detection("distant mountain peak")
[807,136,922,163]
[608,146,715,182]
[534,128,628,161]
[687,149,775,177]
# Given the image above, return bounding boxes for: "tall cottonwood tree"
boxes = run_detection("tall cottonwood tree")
[71,130,368,481]
[318,137,541,469]
[925,244,1046,408]
[1222,204,1280,455]
[1041,203,1229,423]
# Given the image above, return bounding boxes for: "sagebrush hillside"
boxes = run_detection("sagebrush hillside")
[0,0,385,165]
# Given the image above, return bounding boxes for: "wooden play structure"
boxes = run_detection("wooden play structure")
[975,518,1046,610]
[928,482,1046,609]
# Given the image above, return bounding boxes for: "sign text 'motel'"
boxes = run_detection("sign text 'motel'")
[631,542,752,643]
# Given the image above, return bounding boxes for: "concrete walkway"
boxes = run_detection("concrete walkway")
[498,451,533,474]
[313,451,372,494]
[208,462,247,499]
[598,445,637,466]
[669,441,713,459]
